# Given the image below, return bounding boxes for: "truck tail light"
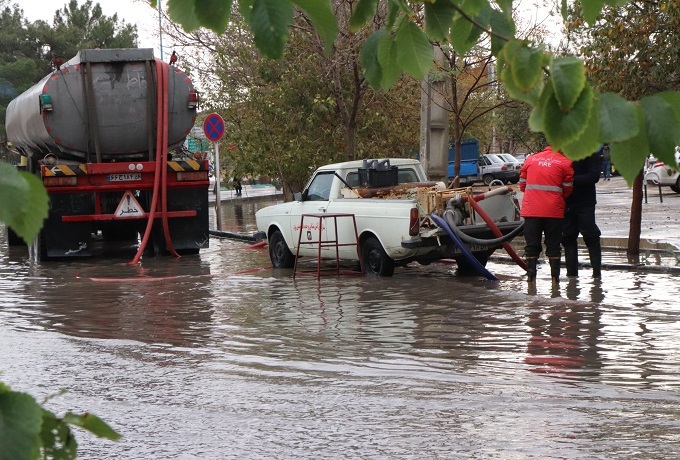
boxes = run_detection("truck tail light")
[44,176,77,187]
[188,89,199,109]
[177,171,208,182]
[409,208,419,236]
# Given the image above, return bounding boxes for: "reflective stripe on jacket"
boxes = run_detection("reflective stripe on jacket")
[519,146,574,218]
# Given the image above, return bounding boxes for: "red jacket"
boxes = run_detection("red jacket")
[519,146,574,218]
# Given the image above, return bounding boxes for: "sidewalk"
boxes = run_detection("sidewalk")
[592,175,680,251]
[207,183,283,203]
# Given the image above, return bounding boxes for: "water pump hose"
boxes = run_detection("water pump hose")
[430,213,498,281]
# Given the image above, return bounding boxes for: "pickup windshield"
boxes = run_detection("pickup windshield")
[306,172,334,201]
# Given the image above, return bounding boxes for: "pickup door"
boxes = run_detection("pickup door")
[287,168,419,262]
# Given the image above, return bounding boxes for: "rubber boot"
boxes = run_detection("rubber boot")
[588,245,602,278]
[526,257,537,283]
[564,243,579,277]
[549,257,561,284]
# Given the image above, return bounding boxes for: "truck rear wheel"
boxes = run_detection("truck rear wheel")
[361,236,395,277]
[269,230,295,268]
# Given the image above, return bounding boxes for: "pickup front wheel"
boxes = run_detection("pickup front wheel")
[269,230,295,268]
[361,236,395,277]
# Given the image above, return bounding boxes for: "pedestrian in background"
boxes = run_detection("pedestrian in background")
[561,151,603,278]
[599,144,611,180]
[233,176,242,196]
[519,145,574,283]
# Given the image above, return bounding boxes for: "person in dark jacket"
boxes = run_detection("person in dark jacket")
[519,146,574,283]
[561,151,603,278]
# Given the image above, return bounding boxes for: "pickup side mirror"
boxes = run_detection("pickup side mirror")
[293,191,304,201]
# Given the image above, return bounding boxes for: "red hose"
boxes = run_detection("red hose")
[130,61,165,264]
[159,61,178,257]
[467,197,527,271]
[130,59,178,263]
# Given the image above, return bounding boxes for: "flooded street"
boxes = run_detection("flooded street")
[2,196,680,459]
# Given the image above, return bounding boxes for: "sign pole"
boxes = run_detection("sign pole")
[202,113,226,232]
[214,141,222,230]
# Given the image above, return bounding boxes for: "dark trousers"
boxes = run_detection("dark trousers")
[523,217,564,258]
[562,206,601,248]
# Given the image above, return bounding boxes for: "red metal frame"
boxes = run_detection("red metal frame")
[40,160,208,223]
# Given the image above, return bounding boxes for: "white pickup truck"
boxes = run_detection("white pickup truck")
[255,158,524,276]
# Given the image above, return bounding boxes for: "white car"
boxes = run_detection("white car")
[479,153,520,185]
[644,150,680,193]
[497,153,523,168]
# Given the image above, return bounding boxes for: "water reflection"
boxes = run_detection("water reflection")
[3,205,680,458]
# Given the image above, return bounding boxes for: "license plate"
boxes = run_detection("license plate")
[108,173,142,182]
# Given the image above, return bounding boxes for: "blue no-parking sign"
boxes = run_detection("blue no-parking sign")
[203,113,225,142]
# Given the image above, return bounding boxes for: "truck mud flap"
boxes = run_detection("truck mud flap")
[42,193,93,258]
[158,187,209,253]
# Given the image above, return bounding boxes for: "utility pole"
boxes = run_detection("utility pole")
[158,0,164,60]
[419,47,449,183]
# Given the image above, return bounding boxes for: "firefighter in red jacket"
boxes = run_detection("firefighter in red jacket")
[519,146,574,283]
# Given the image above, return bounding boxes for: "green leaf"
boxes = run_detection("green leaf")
[450,13,475,56]
[361,29,385,88]
[550,56,586,111]
[489,9,515,56]
[238,0,255,22]
[194,0,233,33]
[497,0,513,15]
[0,391,43,460]
[0,163,49,245]
[395,21,433,80]
[544,83,594,147]
[640,94,680,166]
[508,41,542,92]
[500,66,543,105]
[386,0,401,29]
[62,412,122,441]
[604,0,629,7]
[657,91,680,120]
[294,0,337,52]
[610,105,649,186]
[249,0,294,59]
[425,0,456,41]
[598,92,639,142]
[582,0,605,25]
[561,97,602,160]
[40,410,78,460]
[377,32,401,88]
[349,0,378,32]
[167,0,201,32]
[528,84,553,132]
[450,2,488,58]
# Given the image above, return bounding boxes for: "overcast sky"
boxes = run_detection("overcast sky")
[12,0,164,57]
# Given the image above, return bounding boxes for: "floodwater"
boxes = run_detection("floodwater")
[1,197,680,459]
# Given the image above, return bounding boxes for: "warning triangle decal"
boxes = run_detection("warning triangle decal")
[114,191,145,218]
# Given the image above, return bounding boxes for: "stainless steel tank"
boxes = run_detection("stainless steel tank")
[5,48,197,162]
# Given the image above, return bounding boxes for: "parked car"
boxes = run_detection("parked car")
[511,152,529,166]
[644,149,680,193]
[479,154,520,185]
[497,153,523,168]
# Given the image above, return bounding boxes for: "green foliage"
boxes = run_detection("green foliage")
[566,0,680,183]
[162,0,680,188]
[0,382,121,460]
[0,162,48,245]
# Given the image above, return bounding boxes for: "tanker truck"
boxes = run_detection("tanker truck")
[5,48,209,260]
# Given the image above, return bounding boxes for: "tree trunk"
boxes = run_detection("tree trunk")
[627,170,643,260]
